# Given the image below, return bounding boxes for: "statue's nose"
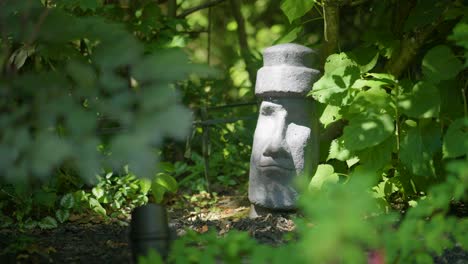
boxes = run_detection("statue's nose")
[263,114,289,158]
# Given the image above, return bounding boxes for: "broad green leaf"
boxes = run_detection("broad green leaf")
[348,46,379,73]
[320,104,342,128]
[327,139,351,161]
[24,218,37,229]
[151,183,167,204]
[356,136,394,172]
[310,53,360,105]
[400,126,436,177]
[309,164,339,190]
[60,193,75,209]
[154,172,178,193]
[349,87,394,116]
[449,22,468,48]
[38,216,58,229]
[448,22,468,66]
[422,45,463,83]
[398,81,440,118]
[274,26,302,44]
[139,178,152,194]
[341,113,394,151]
[443,118,468,158]
[280,0,316,23]
[92,186,104,199]
[89,198,106,216]
[56,209,70,223]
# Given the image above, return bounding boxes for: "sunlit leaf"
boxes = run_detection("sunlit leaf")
[309,164,339,191]
[341,113,394,151]
[320,104,342,128]
[280,0,316,23]
[422,45,463,83]
[398,81,440,118]
[310,53,360,105]
[154,173,178,193]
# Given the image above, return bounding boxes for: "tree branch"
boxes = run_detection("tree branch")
[230,0,256,87]
[167,0,177,17]
[322,0,341,62]
[384,26,436,78]
[177,0,227,18]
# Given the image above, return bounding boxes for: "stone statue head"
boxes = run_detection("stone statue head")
[248,43,320,212]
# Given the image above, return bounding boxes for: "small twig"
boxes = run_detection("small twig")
[26,7,50,46]
[462,80,468,118]
[200,107,211,193]
[177,0,227,18]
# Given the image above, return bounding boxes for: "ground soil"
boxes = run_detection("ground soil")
[0,193,467,263]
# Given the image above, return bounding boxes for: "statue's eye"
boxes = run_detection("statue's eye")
[261,105,275,116]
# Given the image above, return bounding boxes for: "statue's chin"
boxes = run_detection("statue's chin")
[248,167,298,209]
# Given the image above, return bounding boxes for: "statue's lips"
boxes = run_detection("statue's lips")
[258,161,294,171]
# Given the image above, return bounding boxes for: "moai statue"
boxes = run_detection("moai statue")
[249,43,320,218]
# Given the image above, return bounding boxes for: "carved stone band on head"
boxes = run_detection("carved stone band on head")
[255,43,320,97]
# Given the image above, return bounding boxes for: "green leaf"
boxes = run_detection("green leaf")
[356,136,394,172]
[154,173,178,193]
[310,53,360,105]
[448,22,468,66]
[38,216,58,229]
[341,113,394,151]
[280,0,316,23]
[273,26,302,44]
[60,193,75,209]
[24,218,37,229]
[422,45,463,83]
[92,186,104,199]
[320,104,342,128]
[151,183,167,204]
[398,81,440,118]
[139,178,152,194]
[443,118,468,159]
[89,198,106,216]
[309,164,339,191]
[349,87,394,116]
[400,126,436,177]
[348,46,379,73]
[56,209,70,223]
[327,139,351,161]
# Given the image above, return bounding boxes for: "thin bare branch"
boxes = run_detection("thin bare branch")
[177,0,227,18]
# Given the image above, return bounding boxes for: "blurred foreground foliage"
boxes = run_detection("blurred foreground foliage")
[0,0,467,263]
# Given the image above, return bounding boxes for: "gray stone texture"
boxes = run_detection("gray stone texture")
[255,43,320,97]
[248,43,320,212]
